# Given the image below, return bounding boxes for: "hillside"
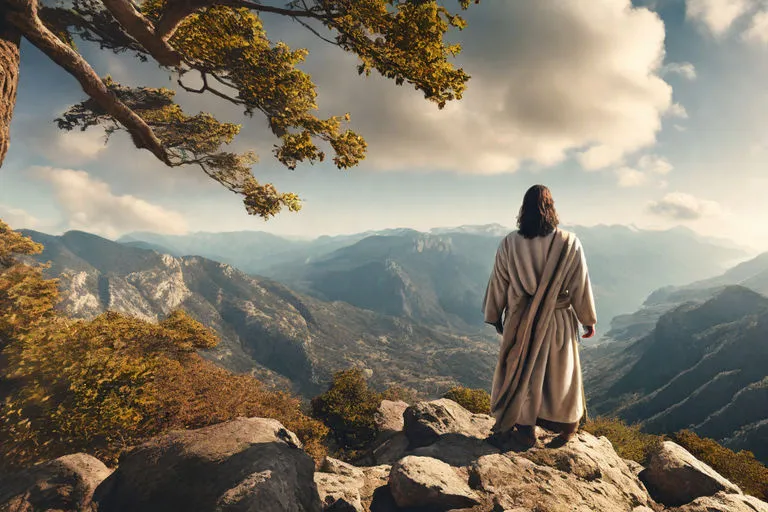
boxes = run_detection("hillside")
[22,229,496,397]
[585,286,768,463]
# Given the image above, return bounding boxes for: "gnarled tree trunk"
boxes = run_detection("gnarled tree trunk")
[0,15,21,167]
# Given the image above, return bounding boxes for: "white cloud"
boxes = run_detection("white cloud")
[297,0,672,174]
[661,62,698,80]
[666,103,689,119]
[647,192,722,220]
[638,154,674,175]
[54,130,107,161]
[33,167,188,238]
[686,0,755,35]
[0,205,40,229]
[743,9,768,42]
[616,166,648,187]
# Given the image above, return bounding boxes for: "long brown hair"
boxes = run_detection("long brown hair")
[517,185,559,238]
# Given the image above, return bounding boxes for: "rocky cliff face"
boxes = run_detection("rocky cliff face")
[22,230,496,396]
[2,399,766,512]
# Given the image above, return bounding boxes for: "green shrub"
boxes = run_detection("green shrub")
[381,385,420,404]
[442,386,491,414]
[311,369,382,453]
[672,430,768,501]
[583,416,662,464]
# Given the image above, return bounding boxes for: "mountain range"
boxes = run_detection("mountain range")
[584,285,768,464]
[22,229,497,397]
[607,250,768,343]
[119,224,747,338]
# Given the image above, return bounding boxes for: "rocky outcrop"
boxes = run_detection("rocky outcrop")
[5,400,767,512]
[374,400,408,440]
[0,454,111,512]
[640,441,742,506]
[92,417,320,512]
[672,492,768,512]
[389,456,481,509]
[403,398,495,448]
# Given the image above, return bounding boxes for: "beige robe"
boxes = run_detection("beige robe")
[483,228,597,432]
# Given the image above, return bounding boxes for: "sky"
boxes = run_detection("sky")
[2,0,768,250]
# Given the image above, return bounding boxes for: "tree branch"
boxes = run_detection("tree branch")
[6,0,170,163]
[155,0,335,41]
[99,0,182,66]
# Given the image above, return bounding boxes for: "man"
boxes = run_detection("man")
[483,184,597,448]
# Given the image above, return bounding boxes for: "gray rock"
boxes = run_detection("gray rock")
[92,417,321,512]
[0,453,111,512]
[671,491,768,512]
[388,455,480,509]
[320,457,364,480]
[640,441,741,506]
[403,398,495,448]
[374,400,408,437]
[410,433,500,467]
[468,432,656,512]
[372,432,409,465]
[314,473,364,512]
[625,459,645,477]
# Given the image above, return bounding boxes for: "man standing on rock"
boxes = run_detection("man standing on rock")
[483,184,597,448]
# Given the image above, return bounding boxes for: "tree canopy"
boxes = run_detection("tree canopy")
[0,0,477,218]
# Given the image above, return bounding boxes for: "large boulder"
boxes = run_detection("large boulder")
[403,398,494,448]
[468,432,656,512]
[388,455,480,509]
[92,417,321,512]
[0,453,111,512]
[374,400,408,439]
[640,441,741,506]
[314,473,363,512]
[671,491,768,512]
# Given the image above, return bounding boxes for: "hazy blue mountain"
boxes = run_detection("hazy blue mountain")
[264,224,745,335]
[23,229,497,397]
[607,251,768,343]
[584,286,768,463]
[119,225,745,338]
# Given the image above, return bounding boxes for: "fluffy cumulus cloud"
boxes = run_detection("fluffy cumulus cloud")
[686,0,755,35]
[685,0,768,41]
[661,62,698,80]
[0,205,40,229]
[616,166,648,187]
[744,9,768,42]
[33,167,188,238]
[294,0,672,174]
[647,192,722,220]
[613,154,673,187]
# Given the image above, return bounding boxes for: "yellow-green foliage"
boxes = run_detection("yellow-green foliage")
[672,430,768,501]
[0,221,328,470]
[46,0,475,219]
[442,386,491,414]
[311,369,382,452]
[381,385,421,405]
[583,416,663,464]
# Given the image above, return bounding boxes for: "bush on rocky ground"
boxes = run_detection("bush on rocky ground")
[441,386,491,414]
[583,416,662,464]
